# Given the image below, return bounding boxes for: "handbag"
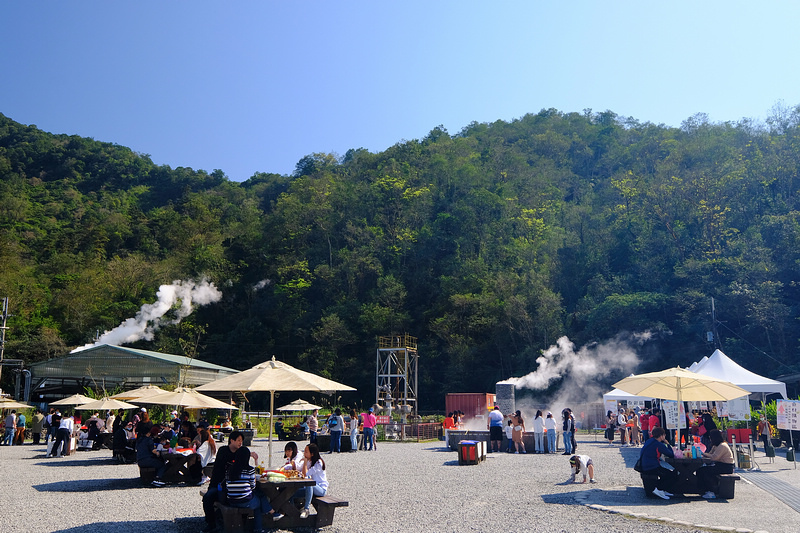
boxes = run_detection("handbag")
[633,457,643,472]
[698,424,707,436]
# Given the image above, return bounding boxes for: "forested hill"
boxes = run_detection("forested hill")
[2,109,799,407]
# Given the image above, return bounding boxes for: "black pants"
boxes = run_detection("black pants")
[51,428,71,456]
[203,485,223,526]
[697,462,734,494]
[32,432,41,445]
[641,466,678,496]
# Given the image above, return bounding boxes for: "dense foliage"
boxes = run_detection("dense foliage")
[2,107,799,408]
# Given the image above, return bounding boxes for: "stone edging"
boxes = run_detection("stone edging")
[573,486,769,533]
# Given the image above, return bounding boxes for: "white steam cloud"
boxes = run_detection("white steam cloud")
[71,279,222,353]
[502,333,651,416]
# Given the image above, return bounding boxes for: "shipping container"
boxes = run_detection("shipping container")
[445,393,496,422]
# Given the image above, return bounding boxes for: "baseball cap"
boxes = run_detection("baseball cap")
[368,407,374,412]
[140,407,147,413]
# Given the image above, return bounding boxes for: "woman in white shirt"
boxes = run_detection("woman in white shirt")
[545,412,558,453]
[196,429,217,468]
[349,409,359,453]
[298,443,328,519]
[533,410,546,454]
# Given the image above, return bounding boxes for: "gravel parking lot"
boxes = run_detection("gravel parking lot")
[1,434,797,533]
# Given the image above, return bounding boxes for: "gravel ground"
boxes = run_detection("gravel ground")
[1,434,798,533]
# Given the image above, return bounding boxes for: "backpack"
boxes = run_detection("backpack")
[329,417,338,427]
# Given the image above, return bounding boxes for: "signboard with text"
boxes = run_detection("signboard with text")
[777,400,800,431]
[663,400,687,430]
[726,397,751,421]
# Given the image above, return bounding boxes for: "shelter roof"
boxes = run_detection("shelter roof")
[693,349,787,399]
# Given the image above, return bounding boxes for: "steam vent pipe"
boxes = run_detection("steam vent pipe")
[495,381,515,415]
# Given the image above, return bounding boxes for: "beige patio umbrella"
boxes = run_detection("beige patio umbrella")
[197,356,356,467]
[276,399,323,412]
[76,397,139,411]
[613,367,750,424]
[0,398,33,410]
[136,387,240,410]
[110,385,168,401]
[50,393,95,406]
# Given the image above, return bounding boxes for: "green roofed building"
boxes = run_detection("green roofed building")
[29,344,238,401]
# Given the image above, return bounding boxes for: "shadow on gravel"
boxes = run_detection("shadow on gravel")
[33,477,143,492]
[50,520,174,532]
[540,492,585,505]
[34,457,122,467]
[618,447,641,469]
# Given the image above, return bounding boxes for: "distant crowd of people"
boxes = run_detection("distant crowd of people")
[484,405,577,455]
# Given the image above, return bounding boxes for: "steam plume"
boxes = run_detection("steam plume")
[71,279,222,353]
[502,333,651,413]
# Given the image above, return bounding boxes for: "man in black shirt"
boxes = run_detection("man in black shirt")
[202,430,259,533]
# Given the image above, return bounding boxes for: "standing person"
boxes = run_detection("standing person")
[562,409,574,455]
[629,409,641,447]
[504,420,515,453]
[49,411,75,457]
[617,409,629,446]
[640,409,651,443]
[14,411,26,445]
[487,405,504,453]
[568,454,596,483]
[569,409,578,453]
[545,412,558,453]
[648,408,661,443]
[31,409,45,445]
[638,427,676,500]
[307,409,319,444]
[328,408,344,453]
[105,410,116,434]
[757,415,773,452]
[3,410,16,445]
[348,409,359,452]
[297,443,328,519]
[533,410,545,454]
[697,429,735,499]
[509,410,527,454]
[699,412,717,451]
[605,411,616,446]
[361,407,377,451]
[111,408,125,435]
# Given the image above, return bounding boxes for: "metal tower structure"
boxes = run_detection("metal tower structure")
[376,334,419,419]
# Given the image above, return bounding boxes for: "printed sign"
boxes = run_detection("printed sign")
[604,399,617,417]
[375,415,391,425]
[687,401,709,412]
[777,400,800,431]
[726,397,751,421]
[663,400,687,430]
[716,401,729,418]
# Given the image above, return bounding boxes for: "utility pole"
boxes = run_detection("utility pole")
[0,297,8,384]
[710,297,721,350]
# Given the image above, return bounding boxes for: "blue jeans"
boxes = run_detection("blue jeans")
[563,431,573,454]
[534,432,544,453]
[363,427,374,450]
[229,493,273,531]
[350,430,358,451]
[299,484,327,510]
[330,431,342,452]
[3,428,13,445]
[309,431,317,444]
[547,430,557,453]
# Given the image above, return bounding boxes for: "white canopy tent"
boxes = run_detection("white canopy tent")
[687,356,708,372]
[693,349,787,400]
[603,387,651,403]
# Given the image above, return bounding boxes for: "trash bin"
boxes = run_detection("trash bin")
[737,451,751,469]
[458,440,479,465]
[787,447,796,462]
[239,429,255,447]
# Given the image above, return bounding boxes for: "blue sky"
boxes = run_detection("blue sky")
[2,2,800,182]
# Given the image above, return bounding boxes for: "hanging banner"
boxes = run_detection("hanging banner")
[726,397,751,421]
[687,401,708,412]
[777,399,800,431]
[663,400,687,430]
[628,399,646,410]
[604,399,618,417]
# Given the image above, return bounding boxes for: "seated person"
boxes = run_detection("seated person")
[294,443,328,519]
[113,423,136,463]
[275,418,286,440]
[202,431,282,533]
[697,429,735,499]
[177,437,192,450]
[220,418,233,430]
[77,427,92,449]
[156,436,171,453]
[638,427,677,500]
[180,420,198,441]
[136,425,168,487]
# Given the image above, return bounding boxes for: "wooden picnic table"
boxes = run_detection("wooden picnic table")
[158,451,199,483]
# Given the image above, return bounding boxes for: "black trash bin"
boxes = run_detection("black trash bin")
[239,428,255,447]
